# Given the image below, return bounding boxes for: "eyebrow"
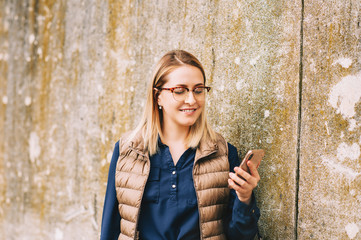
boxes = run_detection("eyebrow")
[175,83,205,87]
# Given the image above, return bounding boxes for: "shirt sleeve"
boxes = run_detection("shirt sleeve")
[100,141,121,240]
[224,143,261,240]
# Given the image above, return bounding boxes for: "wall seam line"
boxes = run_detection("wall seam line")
[295,0,305,239]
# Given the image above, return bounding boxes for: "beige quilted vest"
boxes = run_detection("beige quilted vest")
[115,132,230,240]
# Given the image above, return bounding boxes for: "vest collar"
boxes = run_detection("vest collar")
[125,131,221,161]
[127,131,149,159]
[195,136,219,162]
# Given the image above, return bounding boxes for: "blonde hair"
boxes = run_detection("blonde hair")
[129,50,216,155]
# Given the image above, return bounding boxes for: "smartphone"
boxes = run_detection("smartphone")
[239,149,265,173]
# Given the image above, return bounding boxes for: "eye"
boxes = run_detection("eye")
[194,87,205,94]
[173,87,186,94]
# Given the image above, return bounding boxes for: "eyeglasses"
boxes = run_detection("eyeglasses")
[155,86,211,102]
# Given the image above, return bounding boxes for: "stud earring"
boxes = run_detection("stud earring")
[158,105,162,110]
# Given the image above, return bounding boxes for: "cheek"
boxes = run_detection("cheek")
[197,101,205,109]
[159,95,177,110]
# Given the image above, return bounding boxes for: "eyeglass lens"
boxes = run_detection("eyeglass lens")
[172,87,207,101]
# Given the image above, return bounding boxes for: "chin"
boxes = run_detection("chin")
[180,119,198,127]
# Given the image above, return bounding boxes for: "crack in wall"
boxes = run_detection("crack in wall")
[295,0,305,239]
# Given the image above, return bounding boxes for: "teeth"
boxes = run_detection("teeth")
[181,109,195,112]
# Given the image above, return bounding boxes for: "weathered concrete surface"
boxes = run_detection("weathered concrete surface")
[0,0,7,235]
[298,1,361,239]
[1,0,108,239]
[0,0,360,239]
[203,1,301,239]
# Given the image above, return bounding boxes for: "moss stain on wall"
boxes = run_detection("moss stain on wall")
[98,0,136,181]
[25,0,67,230]
[0,0,9,231]
[1,0,360,239]
[298,1,361,239]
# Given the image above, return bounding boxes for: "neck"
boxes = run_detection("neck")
[161,122,190,146]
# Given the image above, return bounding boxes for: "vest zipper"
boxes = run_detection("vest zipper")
[193,149,218,240]
[134,184,146,240]
[129,146,150,240]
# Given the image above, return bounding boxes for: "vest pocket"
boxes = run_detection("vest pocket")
[143,167,160,203]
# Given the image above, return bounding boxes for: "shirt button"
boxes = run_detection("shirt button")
[172,184,176,189]
[172,171,176,175]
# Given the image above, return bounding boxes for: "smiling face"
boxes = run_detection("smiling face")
[157,65,206,132]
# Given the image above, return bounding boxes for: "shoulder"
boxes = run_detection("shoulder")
[213,132,227,148]
[213,132,239,161]
[118,130,146,155]
[114,140,120,152]
[118,131,133,144]
[227,142,239,160]
[227,142,237,154]
[213,132,239,154]
[117,131,134,154]
[109,140,120,170]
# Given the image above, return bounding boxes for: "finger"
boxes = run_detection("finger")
[229,172,254,193]
[234,167,252,182]
[234,166,258,188]
[228,179,248,193]
[229,172,247,187]
[228,179,253,203]
[247,161,261,181]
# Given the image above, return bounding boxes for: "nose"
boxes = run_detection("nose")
[185,91,197,104]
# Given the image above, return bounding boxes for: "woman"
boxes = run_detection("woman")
[100,50,261,240]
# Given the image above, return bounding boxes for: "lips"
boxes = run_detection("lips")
[180,108,197,112]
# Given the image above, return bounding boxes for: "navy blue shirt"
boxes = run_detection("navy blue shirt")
[100,141,260,240]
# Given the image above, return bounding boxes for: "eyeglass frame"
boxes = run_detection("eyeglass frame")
[154,86,211,102]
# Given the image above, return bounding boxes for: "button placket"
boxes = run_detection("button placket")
[170,167,177,201]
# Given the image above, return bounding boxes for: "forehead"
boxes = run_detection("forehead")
[164,65,204,86]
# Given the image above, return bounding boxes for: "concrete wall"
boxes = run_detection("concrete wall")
[0,0,360,239]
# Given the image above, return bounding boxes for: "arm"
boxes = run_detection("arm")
[100,141,121,240]
[224,143,261,240]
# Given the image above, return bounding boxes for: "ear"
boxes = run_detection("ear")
[154,88,162,106]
